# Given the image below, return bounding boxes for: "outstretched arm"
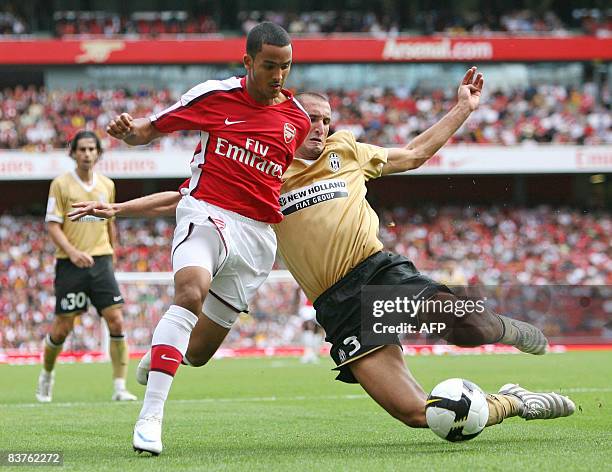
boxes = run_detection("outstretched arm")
[107,113,165,146]
[382,66,484,176]
[68,191,181,220]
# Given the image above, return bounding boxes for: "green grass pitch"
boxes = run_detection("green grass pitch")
[1,351,610,471]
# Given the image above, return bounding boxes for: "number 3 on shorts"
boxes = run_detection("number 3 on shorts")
[343,336,361,356]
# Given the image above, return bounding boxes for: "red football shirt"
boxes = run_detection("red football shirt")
[150,76,310,223]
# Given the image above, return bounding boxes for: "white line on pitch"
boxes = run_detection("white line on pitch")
[0,394,369,409]
[2,387,610,409]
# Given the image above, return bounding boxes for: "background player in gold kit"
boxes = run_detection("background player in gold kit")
[70,68,574,430]
[36,131,137,403]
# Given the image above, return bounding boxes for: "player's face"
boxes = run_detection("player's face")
[72,137,99,170]
[244,43,292,102]
[297,97,332,160]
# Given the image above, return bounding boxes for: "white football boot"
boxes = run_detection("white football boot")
[35,370,54,402]
[499,384,576,420]
[136,350,152,385]
[112,389,138,401]
[133,416,163,456]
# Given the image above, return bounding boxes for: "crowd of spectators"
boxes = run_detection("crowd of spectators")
[1,206,610,351]
[415,9,584,36]
[377,206,610,286]
[0,86,198,151]
[327,83,611,146]
[239,10,398,35]
[241,9,609,36]
[53,11,218,37]
[1,5,610,37]
[1,82,609,151]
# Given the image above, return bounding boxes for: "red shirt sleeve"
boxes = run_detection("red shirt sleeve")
[149,79,239,133]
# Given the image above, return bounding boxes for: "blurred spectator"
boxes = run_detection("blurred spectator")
[1,83,609,151]
[53,11,218,38]
[574,9,612,37]
[499,10,567,35]
[0,3,28,35]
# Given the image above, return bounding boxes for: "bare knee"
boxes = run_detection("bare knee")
[51,316,75,343]
[174,268,211,314]
[174,283,207,314]
[102,310,125,336]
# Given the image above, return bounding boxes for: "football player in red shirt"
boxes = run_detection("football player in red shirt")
[106,22,310,456]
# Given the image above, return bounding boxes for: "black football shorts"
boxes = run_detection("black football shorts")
[54,255,124,315]
[313,251,451,383]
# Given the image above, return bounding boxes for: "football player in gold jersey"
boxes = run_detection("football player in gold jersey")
[71,68,574,430]
[36,131,137,403]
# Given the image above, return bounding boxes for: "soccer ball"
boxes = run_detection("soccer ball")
[425,378,489,442]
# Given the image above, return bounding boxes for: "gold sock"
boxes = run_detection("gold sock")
[109,334,129,380]
[43,334,63,373]
[486,393,521,426]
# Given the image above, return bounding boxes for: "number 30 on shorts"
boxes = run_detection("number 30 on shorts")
[60,292,88,311]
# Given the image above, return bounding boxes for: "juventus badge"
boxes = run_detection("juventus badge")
[328,152,341,172]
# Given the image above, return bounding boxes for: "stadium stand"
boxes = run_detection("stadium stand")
[1,84,609,150]
[1,207,609,351]
[53,11,218,37]
[1,4,610,37]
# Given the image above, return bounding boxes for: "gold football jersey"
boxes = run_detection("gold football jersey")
[274,130,388,301]
[45,171,115,259]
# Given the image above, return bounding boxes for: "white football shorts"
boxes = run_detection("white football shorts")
[171,195,277,328]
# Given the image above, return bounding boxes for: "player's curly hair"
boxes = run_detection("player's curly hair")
[68,130,103,160]
[246,22,291,58]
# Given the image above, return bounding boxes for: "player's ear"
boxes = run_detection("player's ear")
[243,53,253,71]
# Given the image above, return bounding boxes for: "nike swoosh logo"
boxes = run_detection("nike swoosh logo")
[412,287,429,300]
[113,296,123,302]
[136,431,157,443]
[426,398,442,405]
[160,354,180,363]
[225,118,246,126]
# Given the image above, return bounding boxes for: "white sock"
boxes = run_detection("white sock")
[113,378,126,392]
[150,305,199,350]
[40,369,53,379]
[139,305,198,419]
[139,372,173,418]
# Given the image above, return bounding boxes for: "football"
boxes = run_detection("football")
[425,378,489,442]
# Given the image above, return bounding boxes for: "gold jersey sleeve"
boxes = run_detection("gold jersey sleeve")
[274,130,388,302]
[45,171,115,259]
